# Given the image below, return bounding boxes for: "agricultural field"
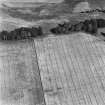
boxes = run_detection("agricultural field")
[1,32,105,105]
[1,0,105,105]
[0,40,45,105]
[34,32,105,105]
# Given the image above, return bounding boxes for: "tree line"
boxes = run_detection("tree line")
[1,18,105,41]
[50,18,105,35]
[0,26,43,40]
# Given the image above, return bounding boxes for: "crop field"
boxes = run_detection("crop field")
[0,40,45,105]
[34,32,105,105]
[1,0,105,104]
[1,32,105,105]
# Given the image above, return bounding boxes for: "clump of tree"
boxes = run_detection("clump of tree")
[80,9,105,13]
[0,26,43,41]
[1,18,105,41]
[97,19,105,28]
[50,18,105,35]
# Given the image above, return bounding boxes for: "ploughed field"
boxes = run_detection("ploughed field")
[0,39,45,105]
[1,32,105,105]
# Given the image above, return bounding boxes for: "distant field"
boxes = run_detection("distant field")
[1,1,105,32]
[65,0,105,9]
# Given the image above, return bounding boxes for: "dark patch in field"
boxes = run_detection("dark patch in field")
[15,62,27,82]
[9,89,24,101]
[28,88,45,105]
[1,88,24,102]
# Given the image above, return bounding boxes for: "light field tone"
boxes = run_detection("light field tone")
[35,33,105,105]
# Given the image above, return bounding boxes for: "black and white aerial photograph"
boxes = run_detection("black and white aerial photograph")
[1,0,105,105]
